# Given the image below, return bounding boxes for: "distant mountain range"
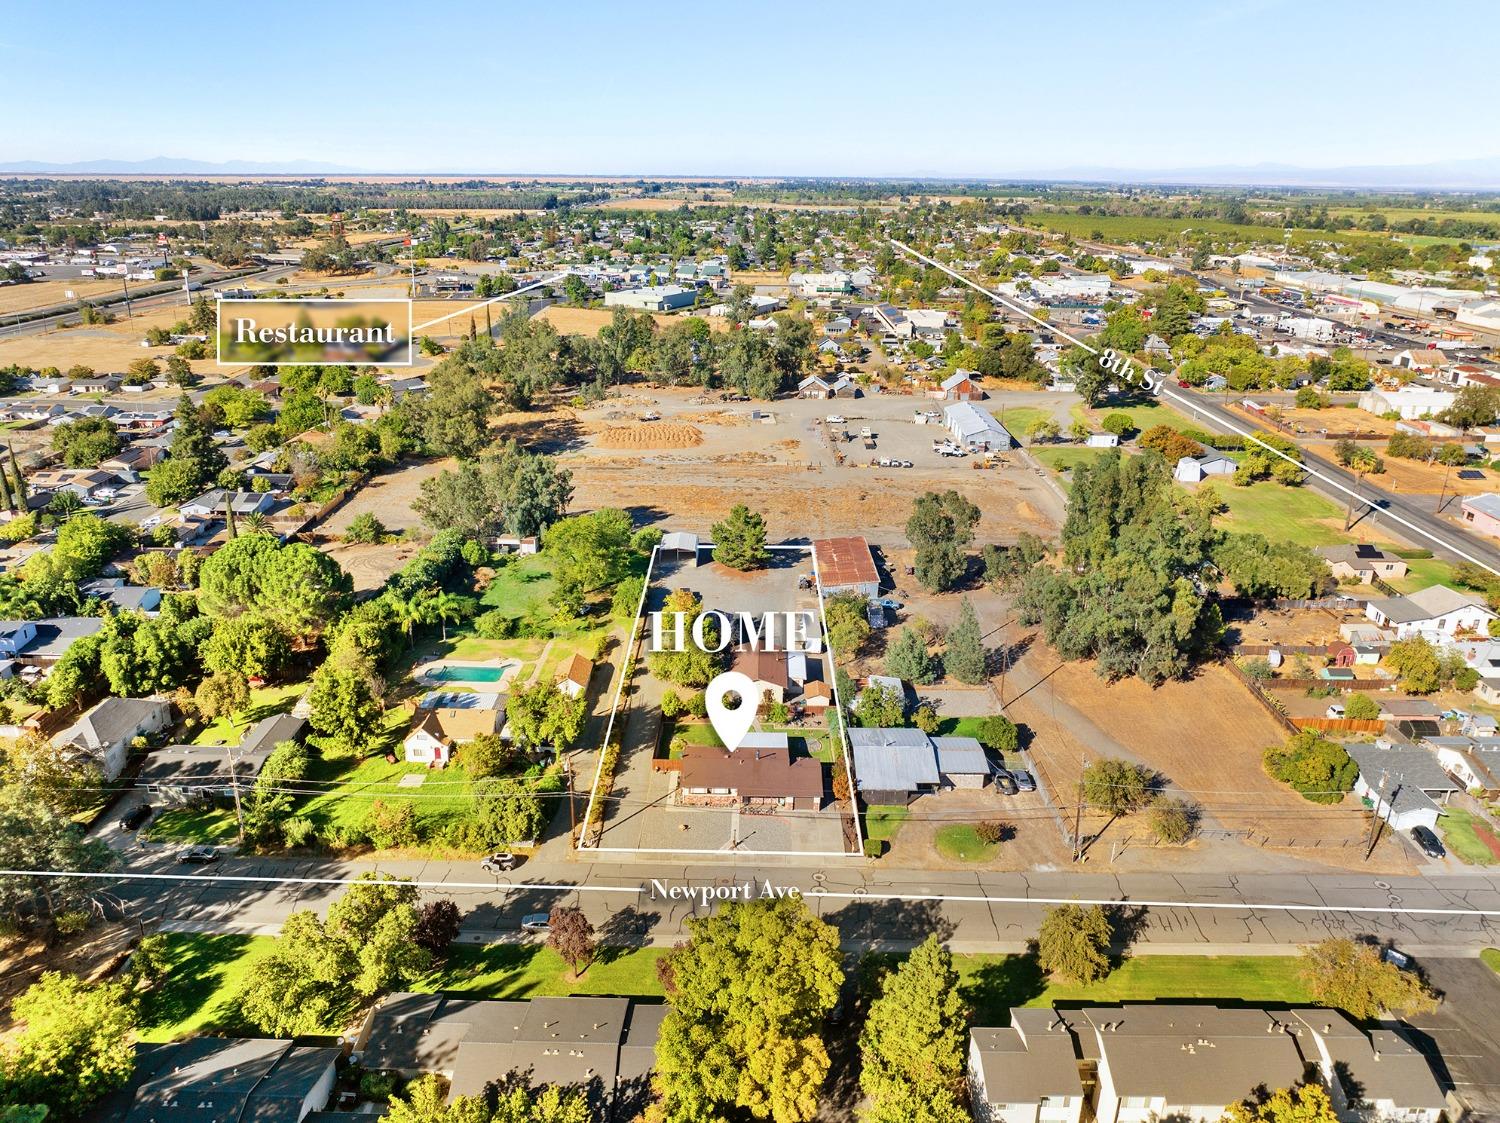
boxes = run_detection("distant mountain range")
[3,154,1499,190]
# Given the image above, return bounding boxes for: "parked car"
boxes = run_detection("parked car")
[826,414,846,424]
[1012,770,1037,793]
[119,804,152,831]
[178,846,218,864]
[521,913,552,933]
[481,852,518,873]
[875,598,903,610]
[1325,703,1345,719]
[991,768,1019,795]
[1409,826,1445,859]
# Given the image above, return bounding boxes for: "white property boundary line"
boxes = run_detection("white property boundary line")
[8,869,1500,919]
[411,275,561,331]
[578,542,862,857]
[889,239,1500,576]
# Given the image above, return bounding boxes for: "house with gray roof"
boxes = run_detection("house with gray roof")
[969,1008,1086,1123]
[1346,740,1459,832]
[1286,1009,1447,1123]
[1365,584,1496,640]
[848,727,989,803]
[87,1037,338,1123]
[1173,451,1236,483]
[356,993,663,1120]
[141,712,305,803]
[55,696,171,781]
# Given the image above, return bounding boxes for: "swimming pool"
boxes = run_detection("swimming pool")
[425,663,512,683]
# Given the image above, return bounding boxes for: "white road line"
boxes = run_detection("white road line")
[9,869,1500,918]
[889,239,1499,576]
[411,276,560,331]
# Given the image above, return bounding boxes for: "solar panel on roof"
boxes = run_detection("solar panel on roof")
[1457,469,1485,480]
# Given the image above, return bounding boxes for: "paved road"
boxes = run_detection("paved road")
[1160,384,1500,572]
[75,844,1500,955]
[1406,957,1500,1121]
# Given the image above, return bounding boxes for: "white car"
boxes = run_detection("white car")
[140,515,162,529]
[520,913,551,933]
[826,415,845,424]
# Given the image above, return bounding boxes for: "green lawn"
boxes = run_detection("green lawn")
[1388,554,1458,593]
[1212,482,1354,547]
[937,716,997,740]
[990,406,1052,439]
[864,805,909,844]
[1482,948,1500,974]
[299,752,477,840]
[1438,808,1500,866]
[934,824,1000,862]
[145,805,240,845]
[1071,400,1201,437]
[760,724,835,762]
[480,554,559,619]
[1031,446,1115,475]
[137,934,282,1042]
[191,682,307,747]
[950,953,1311,1024]
[425,944,668,999]
[136,935,667,1043]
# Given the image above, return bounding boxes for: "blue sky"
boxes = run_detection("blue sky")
[4,0,1495,175]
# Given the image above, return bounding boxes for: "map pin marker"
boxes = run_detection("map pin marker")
[705,670,759,751]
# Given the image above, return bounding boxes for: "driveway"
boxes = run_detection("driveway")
[1405,956,1500,1121]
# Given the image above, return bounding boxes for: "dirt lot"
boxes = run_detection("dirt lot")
[319,458,452,534]
[319,540,423,593]
[1225,603,1353,648]
[1279,407,1398,436]
[0,278,124,316]
[0,304,248,378]
[529,306,729,338]
[1305,443,1495,497]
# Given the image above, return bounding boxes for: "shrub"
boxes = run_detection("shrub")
[686,691,707,718]
[1148,798,1198,844]
[1263,731,1357,804]
[912,704,941,734]
[364,800,419,849]
[53,909,93,936]
[359,1071,399,1101]
[863,838,885,858]
[973,714,1018,752]
[1343,693,1380,720]
[344,512,388,544]
[282,817,317,848]
[975,820,1013,845]
[474,609,517,639]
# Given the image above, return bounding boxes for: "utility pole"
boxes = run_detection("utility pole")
[1437,459,1454,514]
[1072,753,1087,862]
[224,742,245,844]
[121,272,134,319]
[1364,770,1388,861]
[564,756,576,838]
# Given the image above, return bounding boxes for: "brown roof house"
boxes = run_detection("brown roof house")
[679,742,823,811]
[556,654,593,700]
[731,647,791,708]
[404,691,502,768]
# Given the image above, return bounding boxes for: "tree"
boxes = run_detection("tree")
[1036,904,1112,985]
[858,935,970,1123]
[823,592,871,661]
[0,972,135,1118]
[308,647,385,756]
[543,508,634,594]
[472,777,544,845]
[973,714,1019,753]
[0,789,115,933]
[1263,731,1357,804]
[414,444,572,539]
[463,732,515,780]
[198,536,351,637]
[885,626,937,685]
[196,671,250,723]
[711,504,770,570]
[1299,938,1439,1020]
[1100,412,1134,437]
[201,613,291,680]
[1026,416,1061,443]
[648,588,723,688]
[344,512,389,544]
[907,491,979,593]
[1343,693,1380,720]
[1147,797,1198,844]
[0,732,104,816]
[416,359,497,457]
[1081,758,1153,816]
[1384,636,1443,694]
[650,897,842,1123]
[144,456,204,507]
[547,905,596,975]
[1226,1083,1340,1123]
[942,599,986,684]
[853,684,904,728]
[414,900,464,955]
[43,512,130,580]
[51,417,122,468]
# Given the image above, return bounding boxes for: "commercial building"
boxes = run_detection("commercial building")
[603,284,697,312]
[812,536,881,598]
[943,402,1013,450]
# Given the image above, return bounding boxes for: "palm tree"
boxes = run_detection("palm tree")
[431,592,472,641]
[241,512,271,534]
[1344,448,1378,531]
[390,588,439,647]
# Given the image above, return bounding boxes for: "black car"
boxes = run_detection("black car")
[1409,826,1445,859]
[992,768,1019,796]
[119,804,152,831]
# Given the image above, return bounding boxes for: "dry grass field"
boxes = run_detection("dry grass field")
[1301,442,1493,497]
[0,304,244,375]
[1279,407,1397,436]
[0,278,124,316]
[530,306,678,336]
[729,270,788,287]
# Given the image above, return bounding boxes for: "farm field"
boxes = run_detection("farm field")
[1021,211,1391,253]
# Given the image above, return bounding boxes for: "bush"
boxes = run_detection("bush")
[912,704,941,734]
[863,838,885,858]
[1343,693,1380,720]
[364,800,419,849]
[1263,731,1357,804]
[660,690,684,718]
[282,817,317,848]
[344,512,388,544]
[359,1071,399,1101]
[686,691,707,718]
[474,609,517,639]
[53,909,93,936]
[973,714,1018,752]
[1148,798,1198,844]
[975,820,1013,844]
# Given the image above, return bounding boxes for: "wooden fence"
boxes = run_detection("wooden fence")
[1222,659,1300,736]
[1293,717,1386,733]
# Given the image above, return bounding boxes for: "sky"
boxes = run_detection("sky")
[4,0,1497,177]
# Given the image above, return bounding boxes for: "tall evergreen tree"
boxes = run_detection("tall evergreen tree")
[884,626,937,685]
[943,599,986,684]
[858,936,970,1123]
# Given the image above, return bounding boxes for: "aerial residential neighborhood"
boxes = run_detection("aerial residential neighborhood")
[1,4,1500,1123]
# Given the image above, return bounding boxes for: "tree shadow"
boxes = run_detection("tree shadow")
[959,952,1048,1025]
[822,897,954,950]
[594,905,661,963]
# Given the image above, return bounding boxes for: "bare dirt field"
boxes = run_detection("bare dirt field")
[594,423,703,449]
[319,458,451,534]
[0,304,246,377]
[1303,442,1493,497]
[1004,646,1412,871]
[1225,603,1351,648]
[318,540,422,593]
[1279,407,1397,436]
[530,306,685,337]
[729,270,788,288]
[0,278,123,316]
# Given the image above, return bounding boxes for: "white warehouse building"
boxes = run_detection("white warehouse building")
[943,403,1013,450]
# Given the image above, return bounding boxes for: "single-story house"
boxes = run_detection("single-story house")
[1476,677,1500,706]
[1315,543,1408,584]
[178,489,277,519]
[556,654,593,699]
[1346,741,1459,832]
[88,1038,339,1123]
[4,616,104,668]
[678,744,823,810]
[932,735,991,788]
[404,691,503,766]
[55,696,172,781]
[140,713,306,804]
[848,726,942,805]
[81,578,162,614]
[731,647,791,707]
[797,373,854,398]
[1428,737,1500,796]
[355,993,663,1118]
[1365,584,1497,640]
[1173,452,1236,483]
[1461,492,1500,539]
[28,468,118,500]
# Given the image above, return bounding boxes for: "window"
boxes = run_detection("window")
[1122,1097,1150,1110]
